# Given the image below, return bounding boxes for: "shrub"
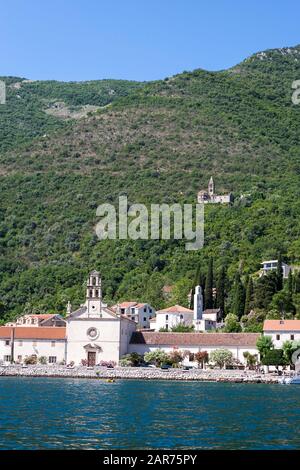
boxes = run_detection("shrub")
[38,356,47,365]
[210,349,233,368]
[24,355,37,365]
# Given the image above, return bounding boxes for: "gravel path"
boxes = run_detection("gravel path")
[0,365,280,383]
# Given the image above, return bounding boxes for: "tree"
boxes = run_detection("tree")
[194,351,209,369]
[210,349,233,368]
[270,291,295,316]
[170,324,195,332]
[282,340,300,367]
[169,278,191,308]
[254,271,278,310]
[262,349,286,368]
[243,351,258,369]
[232,272,245,319]
[216,266,226,316]
[204,257,214,309]
[244,277,254,315]
[168,350,183,365]
[256,335,274,360]
[276,253,283,292]
[144,349,169,367]
[224,313,242,332]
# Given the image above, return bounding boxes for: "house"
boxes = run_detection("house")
[263,320,300,348]
[129,331,260,365]
[197,177,233,204]
[0,326,66,364]
[152,305,194,331]
[111,302,155,329]
[260,260,291,279]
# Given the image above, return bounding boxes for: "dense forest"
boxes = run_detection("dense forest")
[0,45,300,325]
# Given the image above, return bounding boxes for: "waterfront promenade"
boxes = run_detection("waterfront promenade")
[0,365,280,383]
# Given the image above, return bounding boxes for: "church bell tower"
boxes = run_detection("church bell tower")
[86,270,102,316]
[208,177,214,197]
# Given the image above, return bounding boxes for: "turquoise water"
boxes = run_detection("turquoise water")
[0,377,299,449]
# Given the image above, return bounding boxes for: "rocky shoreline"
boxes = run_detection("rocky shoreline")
[0,365,281,383]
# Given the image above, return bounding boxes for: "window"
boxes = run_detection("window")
[48,356,57,364]
[51,341,56,347]
[180,314,183,320]
[18,341,23,347]
[165,324,168,331]
[89,289,93,297]
[17,355,22,362]
[276,334,280,341]
[166,315,169,320]
[95,290,98,297]
[131,317,135,321]
[291,335,295,340]
[3,355,11,362]
[143,317,147,322]
[33,341,37,347]
[5,340,10,346]
[149,308,152,313]
[144,307,147,313]
[189,353,195,361]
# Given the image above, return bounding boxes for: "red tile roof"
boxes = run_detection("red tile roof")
[0,327,66,340]
[157,305,193,314]
[263,320,300,332]
[118,302,137,308]
[130,331,260,347]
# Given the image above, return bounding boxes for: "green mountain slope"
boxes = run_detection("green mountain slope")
[0,45,300,321]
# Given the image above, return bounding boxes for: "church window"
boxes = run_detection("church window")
[92,277,96,286]
[276,335,280,340]
[95,290,98,297]
[87,327,99,340]
[5,340,10,346]
[89,289,93,297]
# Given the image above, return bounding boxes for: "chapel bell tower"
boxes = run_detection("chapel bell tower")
[86,270,102,315]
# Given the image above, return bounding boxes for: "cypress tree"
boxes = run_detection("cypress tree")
[204,257,214,309]
[277,253,283,291]
[216,265,226,316]
[287,271,293,295]
[244,276,254,315]
[232,272,245,319]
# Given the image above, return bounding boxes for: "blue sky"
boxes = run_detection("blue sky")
[1,0,300,81]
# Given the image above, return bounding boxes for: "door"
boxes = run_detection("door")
[88,351,96,367]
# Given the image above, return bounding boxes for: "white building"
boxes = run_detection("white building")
[111,301,155,329]
[0,326,66,364]
[260,260,291,279]
[197,177,233,204]
[152,305,194,331]
[263,320,300,348]
[129,331,260,365]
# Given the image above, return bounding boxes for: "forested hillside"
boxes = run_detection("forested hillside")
[0,45,300,323]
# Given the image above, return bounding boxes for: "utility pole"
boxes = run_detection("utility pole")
[10,327,15,364]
